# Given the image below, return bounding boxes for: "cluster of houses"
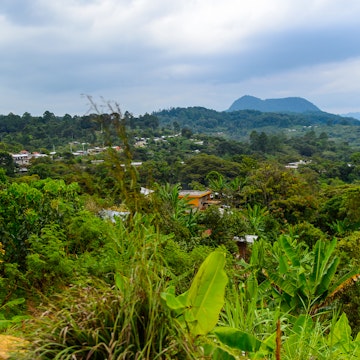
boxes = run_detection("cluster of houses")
[11,145,124,172]
[11,150,49,172]
[285,159,311,169]
[11,149,258,258]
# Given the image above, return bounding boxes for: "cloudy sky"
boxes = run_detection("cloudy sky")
[1,0,360,116]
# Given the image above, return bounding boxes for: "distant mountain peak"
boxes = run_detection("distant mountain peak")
[228,95,321,113]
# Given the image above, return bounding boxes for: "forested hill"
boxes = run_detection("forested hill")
[155,107,360,144]
[1,106,360,151]
[227,95,321,113]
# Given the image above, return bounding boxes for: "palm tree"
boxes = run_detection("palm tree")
[206,171,227,198]
[154,183,199,235]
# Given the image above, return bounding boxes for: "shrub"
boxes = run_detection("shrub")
[23,214,200,359]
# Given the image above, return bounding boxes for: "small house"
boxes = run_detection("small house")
[178,190,212,210]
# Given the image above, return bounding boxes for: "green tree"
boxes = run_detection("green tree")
[181,127,193,138]
[0,179,80,270]
[0,151,15,176]
[153,183,199,241]
[180,154,241,186]
[173,121,180,134]
[206,170,227,195]
[26,224,73,291]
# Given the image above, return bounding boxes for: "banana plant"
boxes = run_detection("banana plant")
[206,171,228,196]
[162,250,274,359]
[161,250,228,336]
[264,235,360,314]
[327,312,360,358]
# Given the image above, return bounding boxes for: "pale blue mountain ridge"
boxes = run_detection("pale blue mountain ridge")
[228,95,321,113]
[342,112,360,120]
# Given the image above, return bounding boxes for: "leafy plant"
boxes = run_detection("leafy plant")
[259,236,360,314]
[25,224,73,292]
[0,297,29,331]
[161,250,228,337]
[327,312,360,358]
[24,214,200,359]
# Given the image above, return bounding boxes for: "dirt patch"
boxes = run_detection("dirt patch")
[0,335,28,359]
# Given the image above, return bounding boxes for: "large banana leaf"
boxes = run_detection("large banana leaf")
[279,235,300,267]
[184,250,228,336]
[315,256,339,298]
[265,270,297,297]
[213,327,262,352]
[328,313,352,353]
[161,250,228,336]
[310,239,337,292]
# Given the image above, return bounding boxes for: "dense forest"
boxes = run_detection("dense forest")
[1,106,360,359]
[156,107,360,147]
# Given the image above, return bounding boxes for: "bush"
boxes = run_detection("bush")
[23,214,201,359]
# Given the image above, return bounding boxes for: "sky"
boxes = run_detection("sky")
[1,0,360,117]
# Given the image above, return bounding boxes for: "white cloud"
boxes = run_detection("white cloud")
[2,0,360,56]
[220,57,360,113]
[1,0,360,116]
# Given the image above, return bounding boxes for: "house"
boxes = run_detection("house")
[285,159,311,169]
[233,235,258,259]
[12,152,30,166]
[178,190,213,210]
[12,150,48,172]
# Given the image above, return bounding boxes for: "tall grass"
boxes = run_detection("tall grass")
[221,275,279,339]
[22,214,200,359]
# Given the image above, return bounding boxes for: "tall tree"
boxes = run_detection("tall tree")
[0,151,15,176]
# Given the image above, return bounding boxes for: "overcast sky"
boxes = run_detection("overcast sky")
[1,0,360,116]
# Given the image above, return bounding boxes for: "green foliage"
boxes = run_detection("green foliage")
[326,313,360,358]
[242,204,269,236]
[179,154,242,186]
[287,221,327,248]
[337,231,360,267]
[0,179,80,269]
[260,236,360,314]
[198,206,234,246]
[26,225,73,291]
[318,184,360,234]
[0,151,15,176]
[151,183,200,243]
[25,214,200,359]
[3,104,360,358]
[337,282,360,336]
[66,211,109,254]
[213,327,263,353]
[160,239,213,293]
[0,297,29,331]
[162,250,228,336]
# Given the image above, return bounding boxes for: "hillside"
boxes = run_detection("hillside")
[227,95,321,113]
[1,105,360,151]
[3,105,360,359]
[343,112,360,120]
[155,107,360,147]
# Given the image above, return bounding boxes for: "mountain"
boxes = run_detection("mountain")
[343,112,360,120]
[228,95,321,113]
